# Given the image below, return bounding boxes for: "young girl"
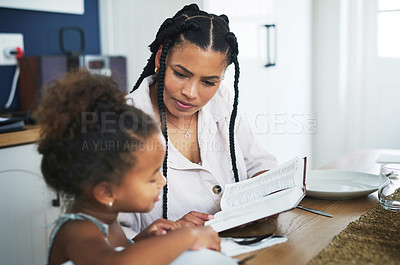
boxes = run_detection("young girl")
[36,70,234,265]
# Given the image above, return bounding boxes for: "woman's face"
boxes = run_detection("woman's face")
[156,43,227,118]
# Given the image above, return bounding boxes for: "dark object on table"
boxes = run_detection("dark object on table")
[0,117,25,133]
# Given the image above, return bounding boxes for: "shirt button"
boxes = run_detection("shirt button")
[212,185,222,194]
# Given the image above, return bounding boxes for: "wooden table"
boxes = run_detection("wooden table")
[222,149,400,265]
[0,125,40,148]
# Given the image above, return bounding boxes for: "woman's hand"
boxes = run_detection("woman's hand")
[176,211,214,227]
[133,218,181,241]
[188,226,221,251]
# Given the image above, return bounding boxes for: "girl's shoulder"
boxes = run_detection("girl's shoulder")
[48,214,111,265]
[55,216,108,239]
[50,213,109,242]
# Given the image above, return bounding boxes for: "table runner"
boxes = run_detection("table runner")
[308,202,400,265]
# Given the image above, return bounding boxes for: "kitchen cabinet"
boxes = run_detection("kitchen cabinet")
[0,144,61,265]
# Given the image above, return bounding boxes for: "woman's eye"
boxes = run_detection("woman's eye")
[173,70,186,78]
[150,179,156,183]
[203,80,216,86]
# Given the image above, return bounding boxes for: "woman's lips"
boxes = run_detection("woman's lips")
[175,99,194,110]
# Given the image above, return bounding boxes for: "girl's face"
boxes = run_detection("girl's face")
[115,132,166,212]
[156,43,227,118]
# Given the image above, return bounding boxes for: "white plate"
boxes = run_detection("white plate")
[306,170,379,199]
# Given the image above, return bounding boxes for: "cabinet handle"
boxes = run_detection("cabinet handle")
[264,24,277,67]
[52,192,61,207]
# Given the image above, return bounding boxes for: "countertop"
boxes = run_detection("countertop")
[0,125,40,148]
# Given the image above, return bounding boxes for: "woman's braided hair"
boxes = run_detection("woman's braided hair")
[130,4,240,219]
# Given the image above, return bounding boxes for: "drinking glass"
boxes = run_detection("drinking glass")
[378,163,400,211]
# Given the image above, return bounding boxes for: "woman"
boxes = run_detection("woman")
[119,3,277,239]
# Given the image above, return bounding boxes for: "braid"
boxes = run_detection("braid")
[130,18,174,93]
[218,14,229,25]
[152,21,199,48]
[174,3,199,17]
[130,21,199,94]
[157,40,172,219]
[226,32,240,182]
[130,53,156,93]
[229,57,240,182]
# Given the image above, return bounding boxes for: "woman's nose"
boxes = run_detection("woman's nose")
[181,82,198,99]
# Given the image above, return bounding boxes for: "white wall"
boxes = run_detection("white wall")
[312,0,343,168]
[99,0,204,91]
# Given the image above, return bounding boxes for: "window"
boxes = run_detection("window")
[377,0,400,58]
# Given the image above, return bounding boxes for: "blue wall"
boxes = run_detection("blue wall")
[0,0,100,112]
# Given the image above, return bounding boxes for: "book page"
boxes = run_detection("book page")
[220,157,303,211]
[206,186,305,232]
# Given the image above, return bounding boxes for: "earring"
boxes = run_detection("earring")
[155,67,158,73]
[108,201,113,208]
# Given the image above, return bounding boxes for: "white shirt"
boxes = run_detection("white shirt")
[119,76,277,239]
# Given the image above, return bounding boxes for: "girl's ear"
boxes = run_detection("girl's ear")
[155,45,163,70]
[93,181,115,208]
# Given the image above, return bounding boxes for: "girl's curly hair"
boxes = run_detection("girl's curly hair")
[36,69,159,200]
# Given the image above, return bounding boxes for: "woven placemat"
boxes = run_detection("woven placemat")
[308,202,400,265]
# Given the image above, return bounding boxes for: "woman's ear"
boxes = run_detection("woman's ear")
[93,181,115,208]
[155,45,163,70]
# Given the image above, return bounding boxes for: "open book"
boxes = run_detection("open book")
[205,157,307,232]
